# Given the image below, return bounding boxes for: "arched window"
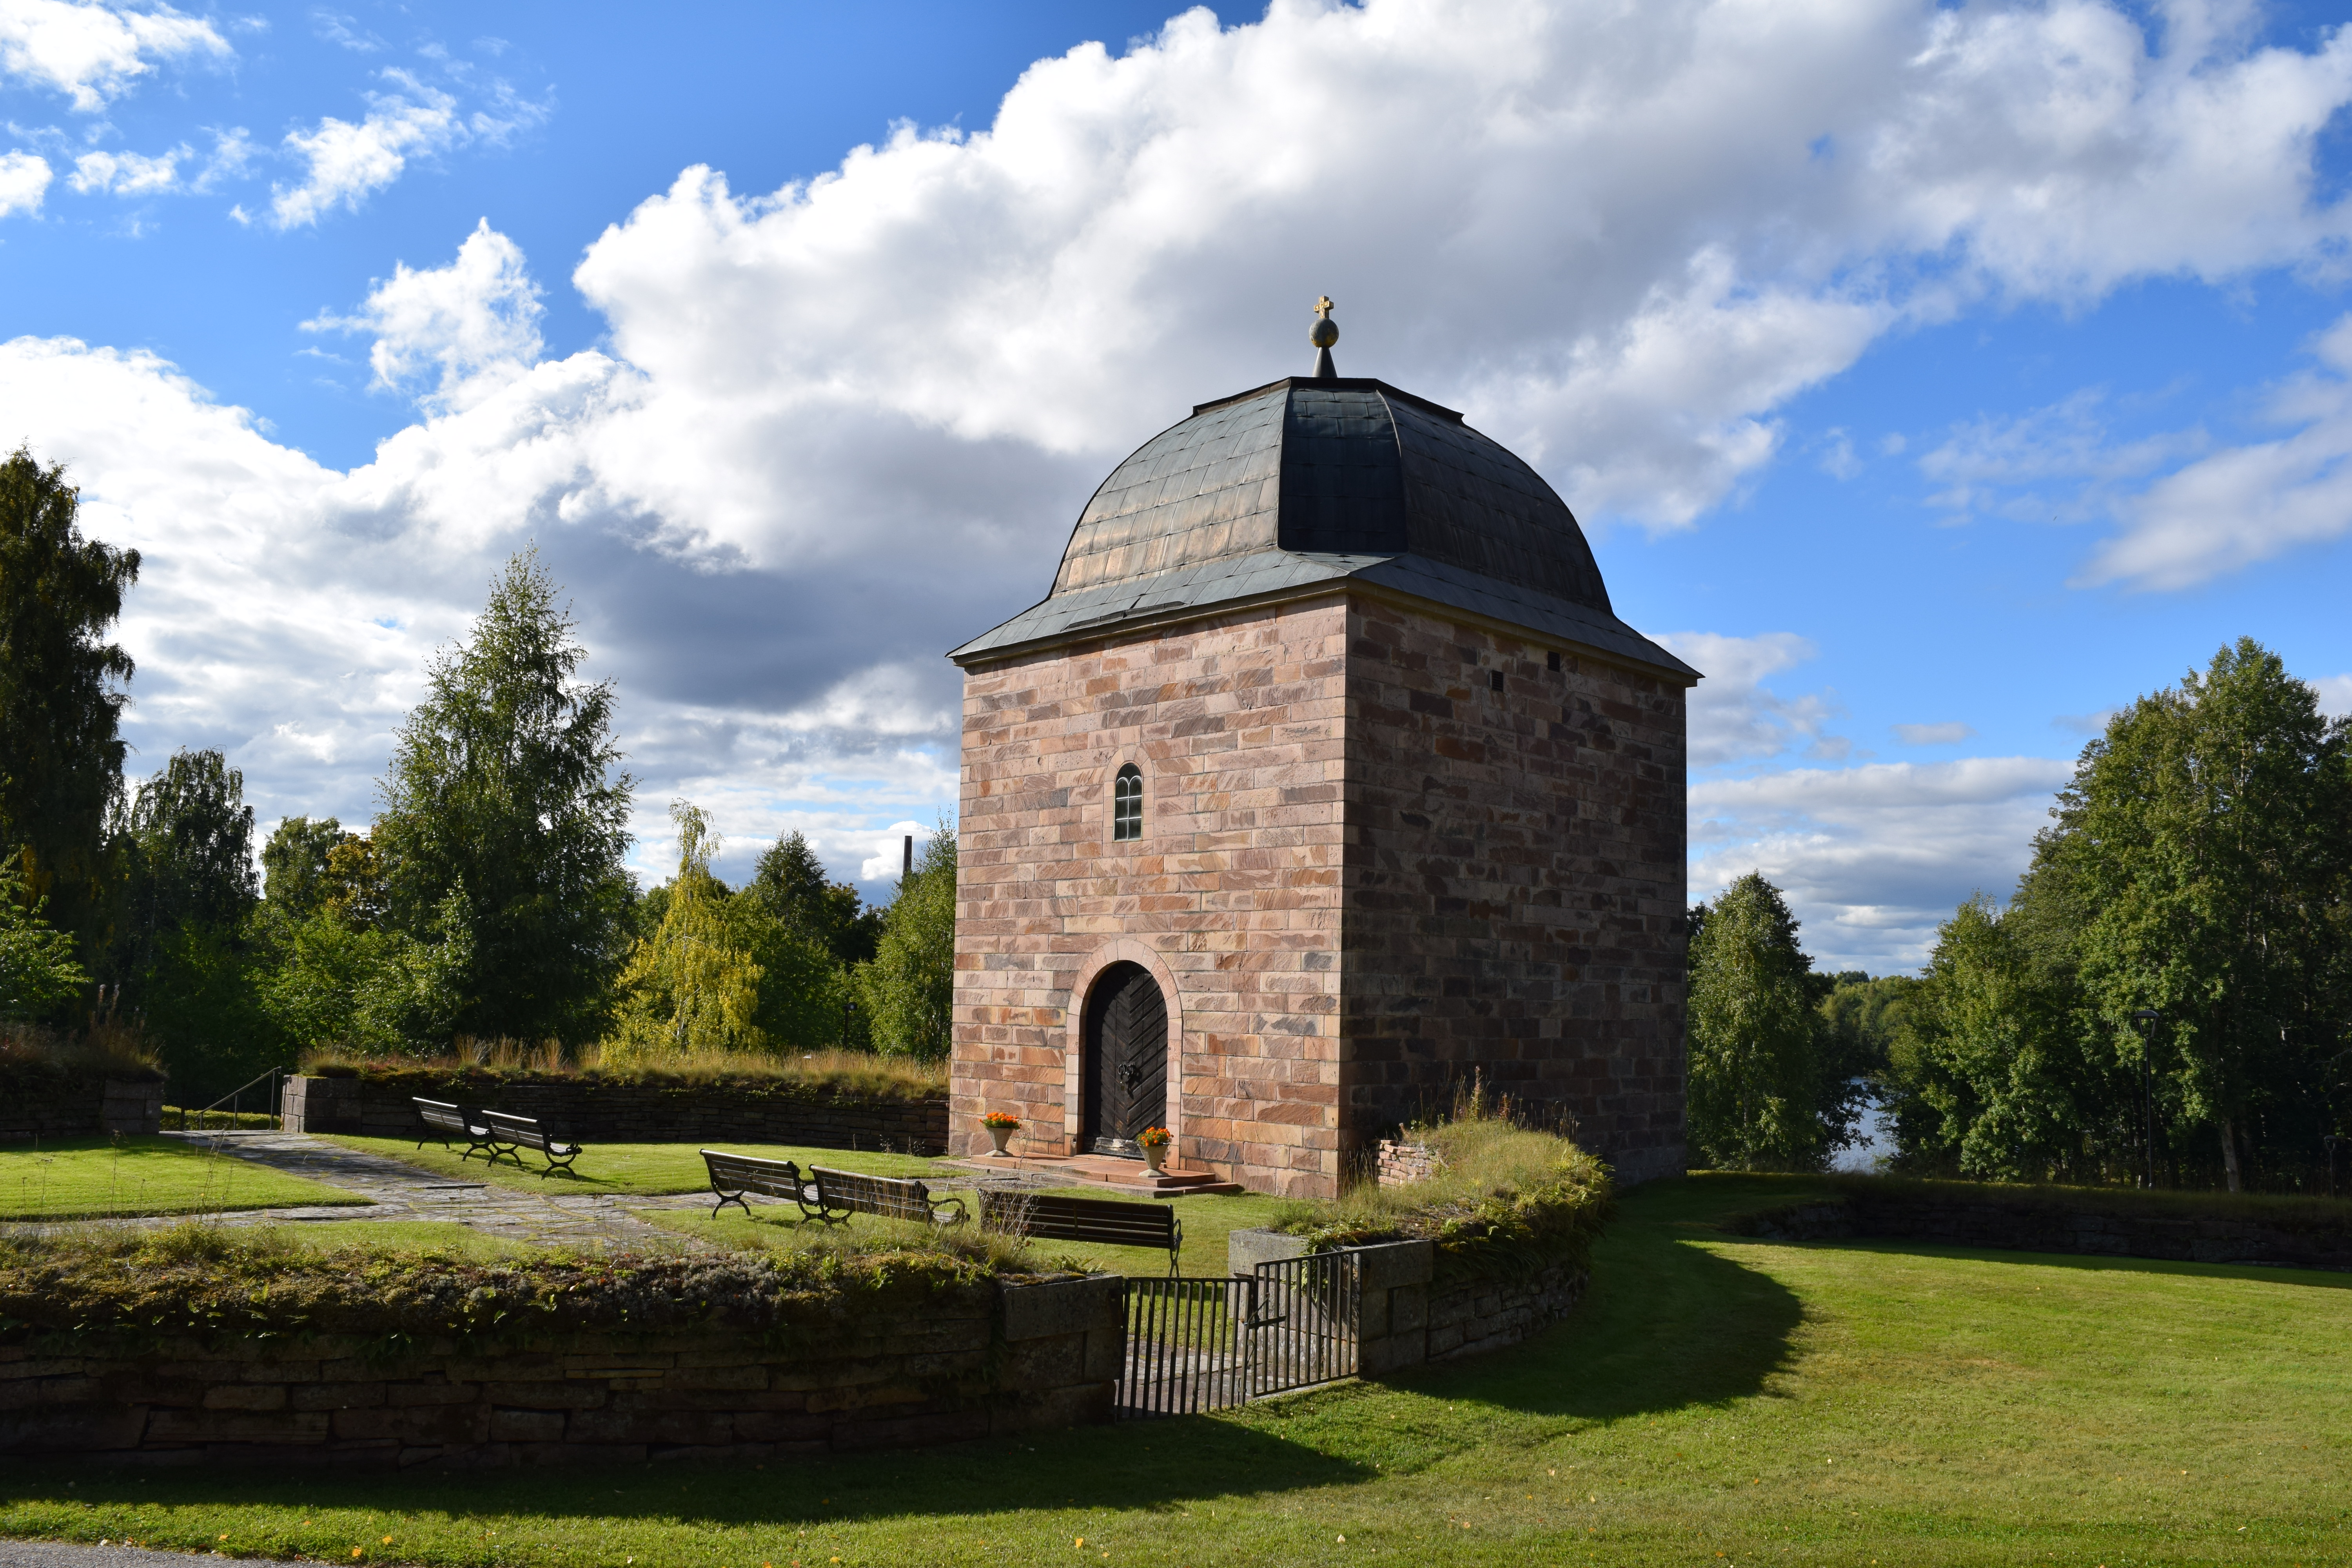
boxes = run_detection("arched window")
[1112,764,1143,841]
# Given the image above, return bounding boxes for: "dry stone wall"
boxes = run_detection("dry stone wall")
[0,1075,163,1143]
[282,1076,948,1155]
[0,1275,1122,1467]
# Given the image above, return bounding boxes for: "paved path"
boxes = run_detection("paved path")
[21,1131,703,1251]
[0,1541,227,1566]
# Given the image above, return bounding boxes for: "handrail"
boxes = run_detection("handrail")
[180,1066,284,1133]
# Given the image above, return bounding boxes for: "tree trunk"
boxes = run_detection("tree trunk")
[2219,1116,2243,1193]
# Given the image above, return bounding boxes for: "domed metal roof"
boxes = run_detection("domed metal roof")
[951,375,1693,679]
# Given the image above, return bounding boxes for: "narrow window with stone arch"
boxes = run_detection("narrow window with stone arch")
[1112,764,1144,841]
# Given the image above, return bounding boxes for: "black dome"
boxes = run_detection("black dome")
[1052,377,1612,612]
[952,376,1691,680]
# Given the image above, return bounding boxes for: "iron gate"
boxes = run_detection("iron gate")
[1116,1250,1361,1417]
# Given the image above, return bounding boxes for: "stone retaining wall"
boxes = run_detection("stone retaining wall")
[1736,1193,2352,1272]
[1229,1230,1588,1374]
[1373,1140,1444,1189]
[0,1274,1121,1467]
[0,1075,163,1143]
[283,1076,949,1156]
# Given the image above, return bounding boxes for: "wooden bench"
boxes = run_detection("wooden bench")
[804,1166,967,1227]
[979,1190,1183,1274]
[479,1109,585,1178]
[413,1098,499,1161]
[701,1149,815,1217]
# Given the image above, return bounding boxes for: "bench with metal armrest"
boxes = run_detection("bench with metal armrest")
[701,1149,817,1216]
[979,1189,1182,1274]
[477,1109,586,1177]
[412,1097,499,1161]
[803,1165,967,1227]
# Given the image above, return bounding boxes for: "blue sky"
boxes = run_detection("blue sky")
[5,0,2351,972]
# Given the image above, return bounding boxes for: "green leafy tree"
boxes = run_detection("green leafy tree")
[261,816,346,917]
[0,446,140,962]
[606,803,765,1060]
[1687,872,1838,1171]
[374,550,634,1044]
[120,749,258,976]
[2055,639,2352,1191]
[259,889,474,1059]
[748,831,881,967]
[1882,897,2105,1181]
[0,861,89,1022]
[858,823,956,1061]
[108,750,272,1095]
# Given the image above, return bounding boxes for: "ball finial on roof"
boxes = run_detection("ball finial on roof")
[1310,295,1338,379]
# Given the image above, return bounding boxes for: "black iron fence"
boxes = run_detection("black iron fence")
[1116,1249,1361,1417]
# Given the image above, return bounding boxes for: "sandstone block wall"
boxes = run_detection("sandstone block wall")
[0,1275,1123,1467]
[953,598,1352,1196]
[281,1076,949,1155]
[954,590,1691,1199]
[1341,598,1688,1185]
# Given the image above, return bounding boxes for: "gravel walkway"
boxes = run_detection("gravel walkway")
[20,1131,704,1250]
[0,1541,229,1566]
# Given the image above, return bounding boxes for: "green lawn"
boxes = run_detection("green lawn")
[0,1136,371,1221]
[316,1134,945,1194]
[637,1185,1290,1277]
[7,1172,2350,1565]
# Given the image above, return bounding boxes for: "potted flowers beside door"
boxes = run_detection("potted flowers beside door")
[1136,1125,1173,1173]
[981,1111,1021,1156]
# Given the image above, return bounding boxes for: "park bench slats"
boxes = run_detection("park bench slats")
[979,1190,1182,1274]
[702,1149,815,1216]
[412,1098,499,1161]
[478,1109,585,1178]
[805,1165,967,1227]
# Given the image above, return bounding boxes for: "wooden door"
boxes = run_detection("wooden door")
[1082,962,1167,1158]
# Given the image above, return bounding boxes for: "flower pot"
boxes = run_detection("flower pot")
[1142,1143,1167,1173]
[987,1125,1014,1156]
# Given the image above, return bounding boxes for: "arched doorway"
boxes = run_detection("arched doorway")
[1082,961,1167,1158]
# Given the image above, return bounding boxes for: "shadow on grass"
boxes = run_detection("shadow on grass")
[1377,1173,1809,1422]
[1722,1232,2352,1292]
[0,1415,1370,1526]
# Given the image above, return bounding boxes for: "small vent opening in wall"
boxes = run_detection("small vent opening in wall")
[1547,651,1562,672]
[1489,670,1504,692]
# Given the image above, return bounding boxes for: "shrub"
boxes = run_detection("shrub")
[298,1038,946,1102]
[1271,1085,1613,1283]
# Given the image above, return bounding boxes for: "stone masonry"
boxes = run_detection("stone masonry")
[0,1274,1124,1466]
[1342,596,1688,1184]
[954,597,1352,1196]
[952,590,1688,1197]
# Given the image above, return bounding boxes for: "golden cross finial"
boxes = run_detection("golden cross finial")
[1315,295,1335,318]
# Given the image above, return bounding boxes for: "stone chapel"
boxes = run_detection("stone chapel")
[946,301,1699,1198]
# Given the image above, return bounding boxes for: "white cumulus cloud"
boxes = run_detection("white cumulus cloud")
[0,0,229,111]
[269,70,546,230]
[1691,756,2076,971]
[1893,721,1976,745]
[0,149,51,216]
[3,0,2351,892]
[304,218,545,410]
[69,143,187,195]
[1655,631,1845,768]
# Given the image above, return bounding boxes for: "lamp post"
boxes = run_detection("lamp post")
[842,998,858,1050]
[2131,1009,2160,1190]
[2327,1134,2344,1201]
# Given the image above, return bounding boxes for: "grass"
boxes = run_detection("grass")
[316,1134,947,1195]
[9,1169,2351,1564]
[638,1185,1292,1278]
[0,1136,370,1221]
[256,1220,530,1258]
